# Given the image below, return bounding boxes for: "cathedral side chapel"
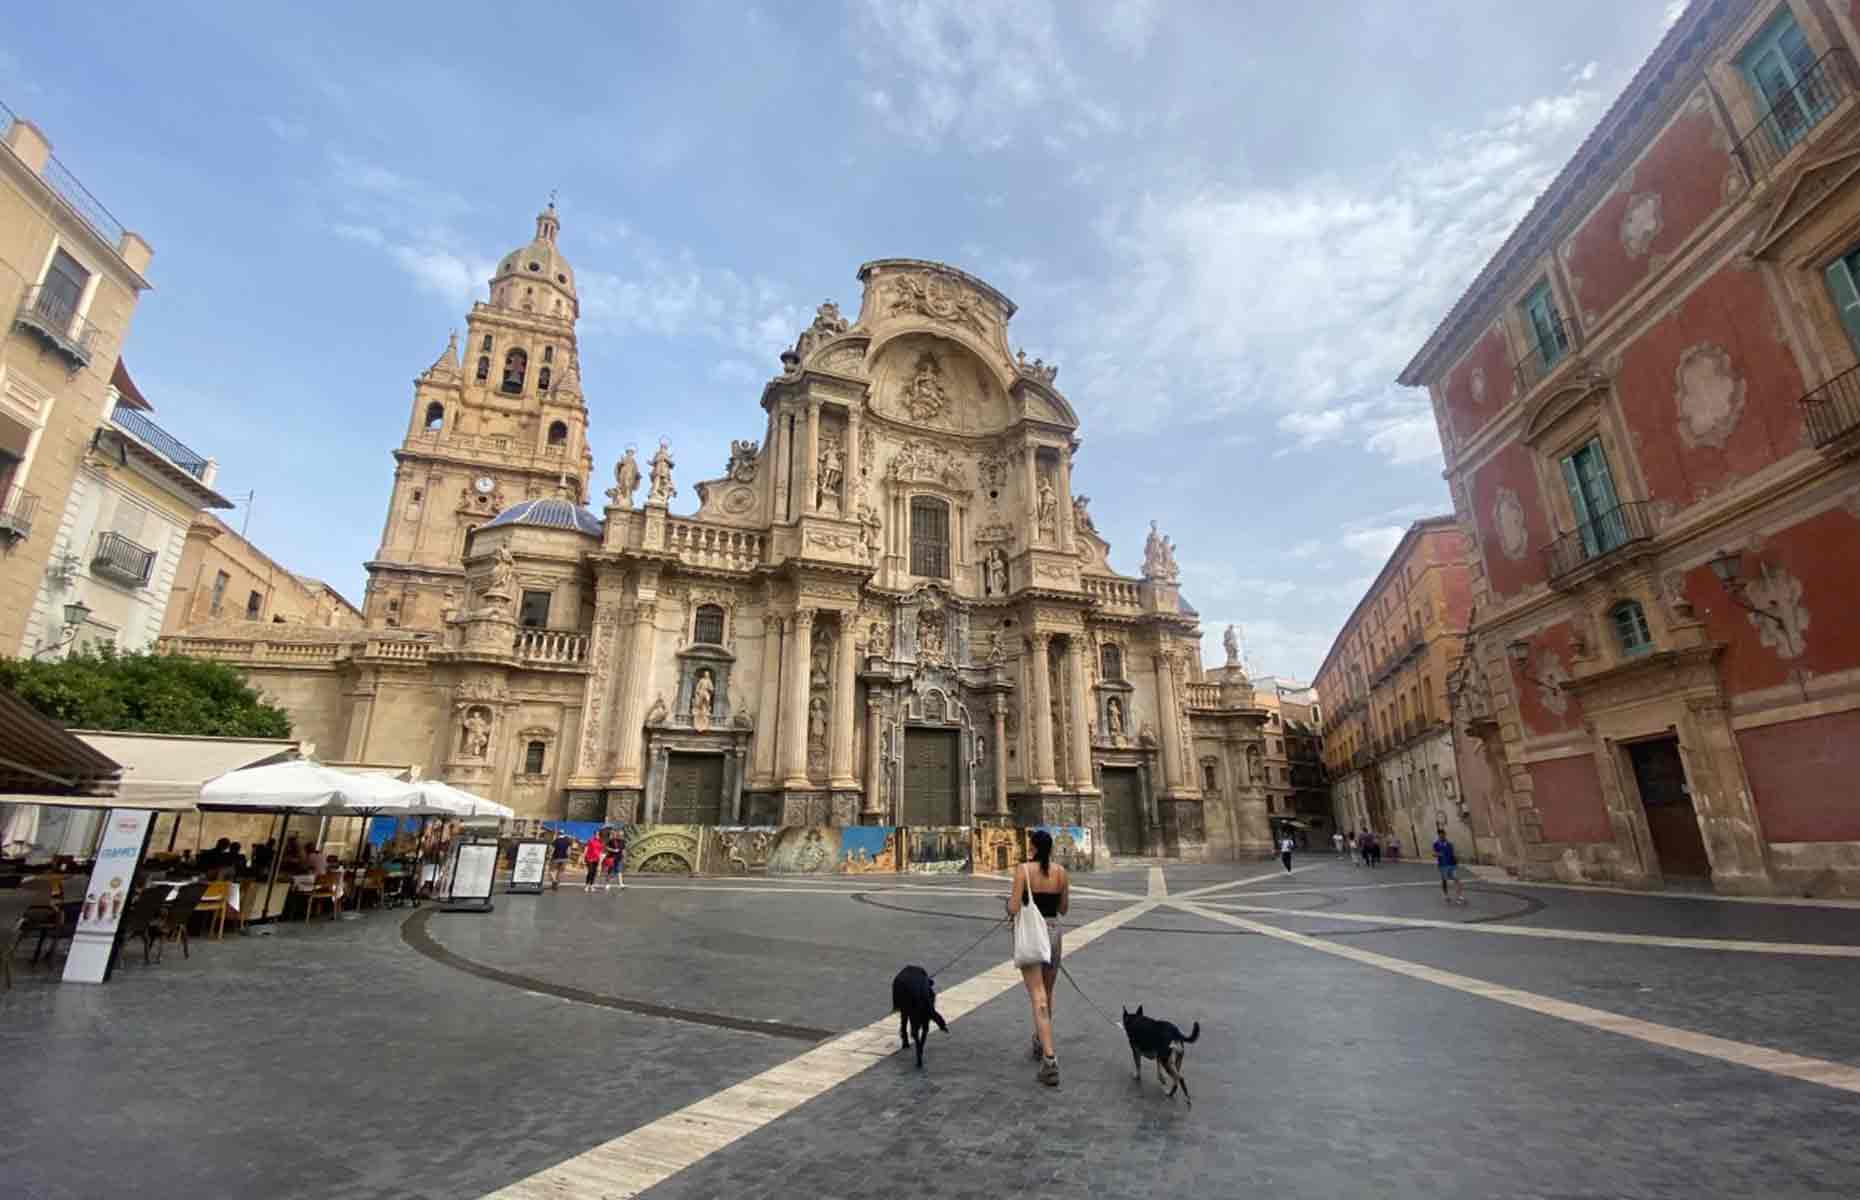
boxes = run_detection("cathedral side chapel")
[165,210,1275,861]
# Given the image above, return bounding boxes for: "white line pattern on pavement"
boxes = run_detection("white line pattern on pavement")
[1171,899,1860,1096]
[1147,867,1167,897]
[484,897,1157,1199]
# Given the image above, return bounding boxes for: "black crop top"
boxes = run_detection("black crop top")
[1025,867,1061,917]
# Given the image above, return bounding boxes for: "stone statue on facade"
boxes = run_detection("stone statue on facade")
[691,670,715,732]
[647,438,676,505]
[917,608,946,659]
[903,353,948,423]
[727,440,759,482]
[645,694,669,726]
[984,547,1008,597]
[1223,623,1241,667]
[793,300,849,361]
[817,437,843,511]
[608,447,641,509]
[1036,477,1058,541]
[1072,494,1096,535]
[486,545,517,600]
[460,708,492,758]
[1142,521,1180,582]
[1106,696,1126,745]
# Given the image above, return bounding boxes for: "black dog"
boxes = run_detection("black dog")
[891,965,949,1068]
[1121,1005,1200,1106]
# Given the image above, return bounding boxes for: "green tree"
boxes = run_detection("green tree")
[0,647,292,738]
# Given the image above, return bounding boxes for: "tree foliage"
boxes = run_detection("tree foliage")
[0,647,293,738]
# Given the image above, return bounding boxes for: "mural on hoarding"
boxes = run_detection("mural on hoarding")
[905,826,974,874]
[626,824,703,875]
[1031,825,1094,872]
[710,826,778,875]
[705,826,900,874]
[972,825,1022,873]
[838,826,898,873]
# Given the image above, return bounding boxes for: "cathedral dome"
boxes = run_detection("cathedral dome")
[481,496,602,537]
[490,204,577,317]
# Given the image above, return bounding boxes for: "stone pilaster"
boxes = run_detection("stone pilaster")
[829,612,858,788]
[863,696,885,818]
[992,696,1009,816]
[751,611,783,788]
[780,607,815,788]
[611,575,661,792]
[1029,632,1058,789]
[1154,649,1189,797]
[803,398,821,515]
[1065,636,1096,792]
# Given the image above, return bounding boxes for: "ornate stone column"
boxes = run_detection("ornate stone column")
[752,612,783,787]
[1021,445,1039,537]
[1029,632,1058,789]
[780,607,815,788]
[829,612,858,788]
[1066,637,1096,791]
[992,696,1009,816]
[864,696,885,818]
[612,592,660,788]
[803,398,822,515]
[1056,448,1076,553]
[1153,649,1187,797]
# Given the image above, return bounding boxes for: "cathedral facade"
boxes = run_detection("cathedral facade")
[166,211,1275,861]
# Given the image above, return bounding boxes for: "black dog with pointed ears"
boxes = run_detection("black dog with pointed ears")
[1121,1005,1200,1106]
[892,965,949,1068]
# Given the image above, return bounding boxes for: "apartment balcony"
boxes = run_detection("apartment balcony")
[1802,362,1860,452]
[92,530,156,588]
[0,487,38,542]
[1734,48,1858,182]
[1544,501,1657,587]
[109,402,212,481]
[13,285,99,369]
[1512,314,1573,396]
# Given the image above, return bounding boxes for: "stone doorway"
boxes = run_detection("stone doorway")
[1101,766,1144,857]
[901,728,961,826]
[1627,737,1709,880]
[659,752,725,825]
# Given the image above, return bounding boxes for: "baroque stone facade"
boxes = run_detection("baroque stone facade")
[166,219,1275,861]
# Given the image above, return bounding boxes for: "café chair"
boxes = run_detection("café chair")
[355,869,387,911]
[117,887,173,965]
[157,883,209,959]
[305,873,340,921]
[195,882,229,940]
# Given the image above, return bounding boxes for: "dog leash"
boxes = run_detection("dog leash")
[1056,960,1125,1032]
[926,914,1010,982]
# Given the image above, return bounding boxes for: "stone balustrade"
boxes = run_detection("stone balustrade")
[362,639,432,662]
[1082,575,1142,609]
[666,520,764,571]
[1184,681,1222,709]
[514,628,589,665]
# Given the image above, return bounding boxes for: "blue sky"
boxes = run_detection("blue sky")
[4,0,1682,679]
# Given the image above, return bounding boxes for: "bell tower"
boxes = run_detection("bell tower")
[364,204,595,631]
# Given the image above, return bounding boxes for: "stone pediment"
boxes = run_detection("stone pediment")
[1752,143,1860,258]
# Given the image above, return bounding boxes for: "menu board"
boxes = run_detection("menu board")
[442,841,498,911]
[64,808,154,984]
[508,841,548,893]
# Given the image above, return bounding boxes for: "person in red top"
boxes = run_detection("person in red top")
[582,831,605,893]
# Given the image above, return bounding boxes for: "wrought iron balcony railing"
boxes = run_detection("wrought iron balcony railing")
[1512,314,1573,394]
[1802,361,1860,449]
[110,402,211,481]
[1733,48,1858,181]
[92,529,156,587]
[3,98,129,249]
[13,285,99,368]
[1544,500,1657,584]
[0,486,38,541]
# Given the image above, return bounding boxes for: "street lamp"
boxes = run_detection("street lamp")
[33,598,92,659]
[1706,548,1787,631]
[1506,637,1562,692]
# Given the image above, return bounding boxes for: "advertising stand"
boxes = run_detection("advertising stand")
[63,808,156,984]
[507,840,549,893]
[440,838,498,912]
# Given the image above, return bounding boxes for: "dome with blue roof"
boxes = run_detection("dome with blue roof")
[481,497,603,537]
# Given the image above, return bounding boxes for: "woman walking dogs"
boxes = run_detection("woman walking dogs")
[1006,830,1070,1087]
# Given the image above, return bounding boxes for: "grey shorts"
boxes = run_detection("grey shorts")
[1045,920,1063,969]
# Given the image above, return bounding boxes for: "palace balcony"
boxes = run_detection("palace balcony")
[1512,314,1573,396]
[1733,48,1858,181]
[1802,361,1860,451]
[0,487,37,542]
[514,628,588,665]
[13,285,99,369]
[665,519,764,572]
[91,530,156,588]
[1544,500,1657,587]
[109,402,211,481]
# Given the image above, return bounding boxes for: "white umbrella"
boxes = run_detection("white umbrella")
[417,779,514,820]
[2,803,41,857]
[199,760,419,813]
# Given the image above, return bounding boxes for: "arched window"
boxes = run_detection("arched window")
[693,603,725,645]
[475,356,490,383]
[501,348,527,394]
[481,334,493,353]
[524,741,546,774]
[538,367,552,391]
[423,402,444,430]
[910,495,950,578]
[543,345,554,363]
[1612,600,1653,657]
[547,420,568,447]
[1101,642,1123,682]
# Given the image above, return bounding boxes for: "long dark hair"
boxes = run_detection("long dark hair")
[1030,829,1053,871]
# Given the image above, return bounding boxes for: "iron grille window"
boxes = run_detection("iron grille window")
[92,530,156,587]
[1101,642,1123,681]
[693,603,725,645]
[910,496,950,579]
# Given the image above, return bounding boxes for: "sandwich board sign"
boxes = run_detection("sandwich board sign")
[508,840,548,893]
[441,839,498,912]
[64,808,155,984]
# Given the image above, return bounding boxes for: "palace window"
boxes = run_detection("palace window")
[209,570,229,615]
[1821,242,1860,357]
[424,402,444,430]
[1202,761,1218,791]
[1101,642,1123,682]
[1738,9,1828,157]
[693,603,725,646]
[245,590,262,620]
[39,249,90,326]
[1612,600,1653,658]
[1558,437,1626,556]
[519,590,552,629]
[1519,279,1569,373]
[547,420,568,447]
[543,346,554,363]
[524,740,546,774]
[910,495,950,579]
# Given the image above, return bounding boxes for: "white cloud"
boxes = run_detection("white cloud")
[1092,0,1160,54]
[1662,1,1687,32]
[1340,525,1405,566]
[577,224,806,361]
[1049,68,1604,463]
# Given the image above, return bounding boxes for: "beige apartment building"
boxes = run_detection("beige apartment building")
[163,512,364,635]
[1315,517,1501,861]
[1,105,155,656]
[1245,675,1332,844]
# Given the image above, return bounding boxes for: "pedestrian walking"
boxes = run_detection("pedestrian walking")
[1434,828,1466,905]
[1332,830,1345,858]
[604,828,627,891]
[1279,834,1295,873]
[1007,829,1069,1087]
[1345,830,1358,865]
[1389,835,1402,862]
[582,830,605,893]
[548,826,572,890]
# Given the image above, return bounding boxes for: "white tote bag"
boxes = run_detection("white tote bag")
[1012,864,1053,967]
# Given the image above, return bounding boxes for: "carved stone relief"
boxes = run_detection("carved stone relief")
[1673,342,1745,451]
[1494,488,1529,561]
[883,271,990,338]
[1620,191,1663,258]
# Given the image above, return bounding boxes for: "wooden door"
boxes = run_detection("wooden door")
[660,753,724,825]
[1101,767,1145,857]
[1629,738,1710,879]
[902,729,960,826]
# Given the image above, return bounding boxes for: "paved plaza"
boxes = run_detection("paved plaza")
[5,858,1860,1199]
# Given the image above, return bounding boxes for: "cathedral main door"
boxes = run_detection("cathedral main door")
[902,728,961,826]
[1100,767,1145,857]
[659,752,724,825]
